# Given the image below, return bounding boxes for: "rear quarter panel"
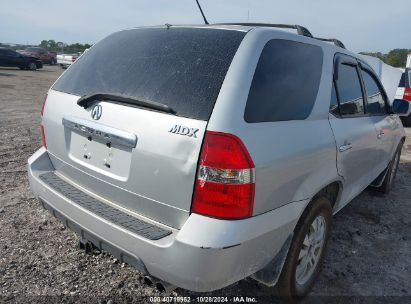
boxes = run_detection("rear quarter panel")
[208,28,340,215]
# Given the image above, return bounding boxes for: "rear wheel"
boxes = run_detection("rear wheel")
[375,142,402,194]
[276,197,332,298]
[28,62,37,70]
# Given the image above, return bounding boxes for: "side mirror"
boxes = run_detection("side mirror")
[391,99,410,116]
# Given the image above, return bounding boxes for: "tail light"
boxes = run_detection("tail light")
[403,88,411,101]
[40,94,47,148]
[72,56,77,63]
[191,131,255,219]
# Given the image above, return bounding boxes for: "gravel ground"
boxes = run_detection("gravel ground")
[0,66,410,303]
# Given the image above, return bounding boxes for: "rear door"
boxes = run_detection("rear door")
[328,55,380,205]
[43,27,246,229]
[359,64,398,169]
[3,50,19,67]
[8,50,22,67]
[0,49,8,66]
[38,48,47,61]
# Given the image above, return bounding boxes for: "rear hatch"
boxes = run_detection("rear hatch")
[42,27,246,229]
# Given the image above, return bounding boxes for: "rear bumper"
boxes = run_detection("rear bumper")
[28,148,307,292]
[58,61,71,66]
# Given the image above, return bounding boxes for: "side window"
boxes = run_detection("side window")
[244,39,323,123]
[335,63,365,116]
[360,69,387,115]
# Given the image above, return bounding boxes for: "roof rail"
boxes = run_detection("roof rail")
[315,37,346,49]
[215,23,313,38]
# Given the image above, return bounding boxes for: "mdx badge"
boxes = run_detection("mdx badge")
[91,104,102,120]
[169,125,199,138]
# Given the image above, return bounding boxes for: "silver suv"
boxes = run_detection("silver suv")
[28,24,408,297]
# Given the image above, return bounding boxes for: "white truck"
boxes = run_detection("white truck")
[57,49,88,69]
[359,54,403,104]
[57,53,79,69]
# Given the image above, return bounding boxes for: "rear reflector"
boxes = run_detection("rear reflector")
[192,131,255,219]
[41,94,47,116]
[40,125,47,149]
[404,88,411,101]
[40,94,47,148]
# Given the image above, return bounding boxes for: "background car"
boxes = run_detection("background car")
[21,47,57,65]
[396,68,411,126]
[0,47,43,70]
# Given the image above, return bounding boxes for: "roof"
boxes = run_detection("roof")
[153,23,347,49]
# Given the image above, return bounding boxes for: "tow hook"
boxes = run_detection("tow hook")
[79,238,99,255]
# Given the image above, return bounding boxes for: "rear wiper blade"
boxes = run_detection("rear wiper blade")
[77,92,176,114]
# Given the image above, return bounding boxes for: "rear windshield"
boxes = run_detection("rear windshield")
[52,27,246,120]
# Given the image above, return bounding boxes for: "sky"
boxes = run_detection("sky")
[0,0,409,53]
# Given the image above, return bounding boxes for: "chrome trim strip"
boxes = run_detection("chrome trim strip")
[62,116,137,148]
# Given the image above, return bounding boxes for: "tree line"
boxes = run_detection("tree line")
[360,49,410,68]
[0,40,91,54]
[39,40,92,53]
[1,39,409,66]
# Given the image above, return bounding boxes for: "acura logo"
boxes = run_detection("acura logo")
[91,104,102,120]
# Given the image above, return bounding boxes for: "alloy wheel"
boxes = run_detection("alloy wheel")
[295,215,326,285]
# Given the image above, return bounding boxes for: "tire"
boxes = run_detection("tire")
[375,142,403,194]
[400,114,411,127]
[28,62,37,70]
[276,197,332,298]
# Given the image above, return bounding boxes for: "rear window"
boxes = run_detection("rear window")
[52,27,246,120]
[335,64,365,116]
[244,39,323,123]
[399,73,406,87]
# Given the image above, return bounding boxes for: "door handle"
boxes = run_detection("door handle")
[339,142,352,152]
[377,130,385,139]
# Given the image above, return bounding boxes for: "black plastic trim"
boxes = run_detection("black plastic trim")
[39,172,172,241]
[39,198,148,274]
